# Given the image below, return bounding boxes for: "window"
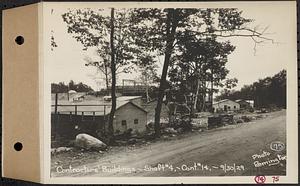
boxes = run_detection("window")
[121,120,127,126]
[234,106,236,109]
[134,119,138,124]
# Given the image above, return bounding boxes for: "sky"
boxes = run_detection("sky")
[44,2,296,91]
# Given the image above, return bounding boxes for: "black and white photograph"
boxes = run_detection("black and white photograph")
[45,1,297,183]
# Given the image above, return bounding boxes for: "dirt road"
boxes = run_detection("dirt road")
[52,110,286,177]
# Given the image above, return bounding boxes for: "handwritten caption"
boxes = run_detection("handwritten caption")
[252,150,286,168]
[56,163,245,174]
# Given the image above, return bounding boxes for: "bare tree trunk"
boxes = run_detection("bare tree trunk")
[184,94,188,106]
[146,84,150,102]
[203,81,209,111]
[154,9,178,138]
[201,83,206,111]
[67,85,69,101]
[174,104,177,115]
[193,78,200,112]
[108,8,116,144]
[105,63,109,95]
[154,54,170,137]
[145,74,150,102]
[210,69,214,112]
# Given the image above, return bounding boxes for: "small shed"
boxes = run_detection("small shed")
[235,99,250,109]
[213,99,240,112]
[235,99,255,109]
[117,96,143,107]
[112,101,147,135]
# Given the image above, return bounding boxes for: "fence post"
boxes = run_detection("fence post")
[56,112,60,140]
[75,105,77,115]
[53,94,58,141]
[54,93,58,114]
[57,112,60,121]
[51,112,59,141]
[122,79,124,94]
[104,105,106,134]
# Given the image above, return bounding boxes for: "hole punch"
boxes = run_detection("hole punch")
[15,36,24,45]
[14,142,23,151]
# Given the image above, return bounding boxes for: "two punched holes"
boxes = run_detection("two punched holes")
[13,35,25,152]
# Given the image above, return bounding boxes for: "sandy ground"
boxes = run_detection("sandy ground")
[51,110,286,177]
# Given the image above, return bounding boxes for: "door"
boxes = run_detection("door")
[121,120,127,132]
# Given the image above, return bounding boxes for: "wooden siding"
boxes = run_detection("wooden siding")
[113,103,147,134]
[213,100,240,112]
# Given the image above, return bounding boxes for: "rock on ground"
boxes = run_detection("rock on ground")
[51,147,73,155]
[164,127,178,134]
[191,118,208,129]
[75,133,107,151]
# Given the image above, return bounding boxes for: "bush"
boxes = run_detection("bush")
[236,119,244,123]
[241,115,252,122]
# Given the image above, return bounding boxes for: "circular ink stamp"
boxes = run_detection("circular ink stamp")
[254,175,266,184]
[270,141,285,152]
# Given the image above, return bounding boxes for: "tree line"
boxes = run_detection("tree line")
[51,80,94,93]
[57,7,272,141]
[216,70,286,108]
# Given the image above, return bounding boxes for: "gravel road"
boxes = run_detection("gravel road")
[52,110,286,177]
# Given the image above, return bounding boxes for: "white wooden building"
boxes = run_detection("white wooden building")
[112,101,147,134]
[213,99,240,112]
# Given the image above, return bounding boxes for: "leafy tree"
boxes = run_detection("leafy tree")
[50,30,58,51]
[136,54,159,102]
[51,81,94,93]
[68,80,75,91]
[169,37,236,113]
[108,8,117,142]
[216,70,286,108]
[216,78,239,102]
[51,82,68,93]
[84,54,111,92]
[62,8,138,142]
[130,8,271,137]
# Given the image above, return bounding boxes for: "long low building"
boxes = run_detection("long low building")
[235,99,254,109]
[212,99,240,112]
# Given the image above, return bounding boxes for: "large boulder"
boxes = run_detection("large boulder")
[163,127,178,134]
[235,118,244,124]
[51,147,73,155]
[191,117,208,129]
[75,133,107,151]
[176,127,184,133]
